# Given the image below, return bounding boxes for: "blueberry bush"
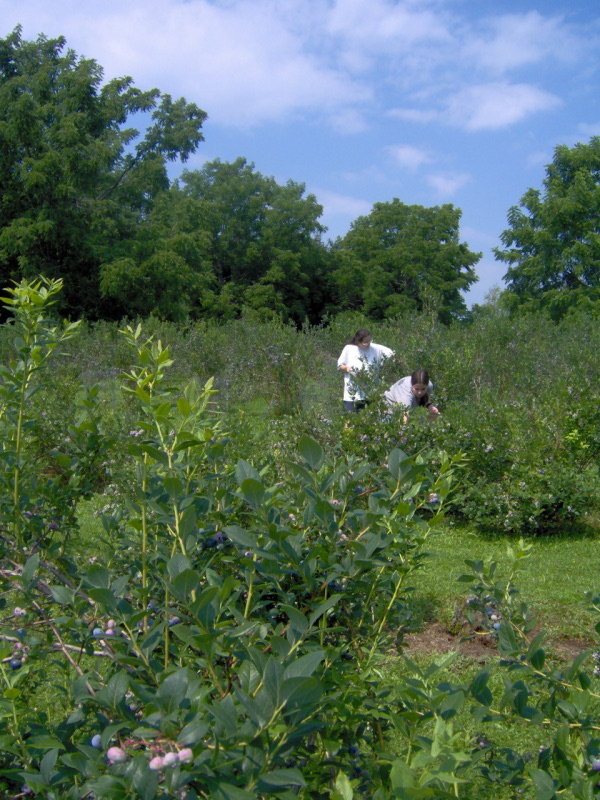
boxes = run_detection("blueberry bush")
[1,280,600,799]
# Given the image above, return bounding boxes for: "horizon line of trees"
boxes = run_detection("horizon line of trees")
[1,27,599,326]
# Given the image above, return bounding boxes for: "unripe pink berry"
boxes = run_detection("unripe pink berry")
[107,746,127,764]
[149,756,164,770]
[178,748,193,764]
[162,752,179,768]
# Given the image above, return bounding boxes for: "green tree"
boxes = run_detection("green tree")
[173,158,333,324]
[332,199,480,323]
[495,136,600,320]
[0,27,207,318]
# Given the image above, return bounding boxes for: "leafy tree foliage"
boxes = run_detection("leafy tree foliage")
[332,199,480,323]
[180,158,332,324]
[495,136,600,320]
[0,27,207,318]
[100,157,334,323]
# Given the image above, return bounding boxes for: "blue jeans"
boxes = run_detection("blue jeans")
[343,400,366,412]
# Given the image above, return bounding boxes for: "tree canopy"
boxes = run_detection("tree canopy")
[0,28,481,325]
[332,200,480,323]
[99,158,333,324]
[495,136,600,320]
[0,27,207,318]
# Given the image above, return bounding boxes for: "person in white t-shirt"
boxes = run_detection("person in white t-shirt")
[383,369,440,421]
[337,328,394,412]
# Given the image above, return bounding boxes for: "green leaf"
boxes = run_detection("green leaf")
[530,768,557,800]
[206,781,255,800]
[257,768,306,790]
[236,459,262,484]
[280,605,309,639]
[177,397,192,415]
[298,435,324,471]
[241,478,265,510]
[20,552,40,587]
[283,650,324,679]
[331,771,354,800]
[84,565,111,589]
[157,669,189,711]
[309,595,340,627]
[387,448,409,480]
[163,475,183,497]
[49,585,76,605]
[101,672,129,709]
[167,553,192,580]
[390,759,416,790]
[171,568,200,600]
[223,525,255,548]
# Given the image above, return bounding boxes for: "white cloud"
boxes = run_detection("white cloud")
[328,108,370,134]
[2,0,372,128]
[426,172,471,198]
[0,0,589,135]
[578,121,600,137]
[446,83,561,131]
[387,107,439,124]
[386,144,432,170]
[526,150,552,168]
[326,0,451,50]
[316,189,372,218]
[465,12,577,74]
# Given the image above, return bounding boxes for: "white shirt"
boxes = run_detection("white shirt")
[383,375,434,408]
[337,343,394,401]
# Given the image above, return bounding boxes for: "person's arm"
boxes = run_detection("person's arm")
[425,381,440,415]
[337,346,353,374]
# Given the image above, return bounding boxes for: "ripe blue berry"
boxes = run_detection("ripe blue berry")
[91,734,102,749]
[592,759,600,772]
[17,629,27,638]
[92,628,104,638]
[9,658,22,670]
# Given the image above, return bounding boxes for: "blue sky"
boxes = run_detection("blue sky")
[2,0,599,306]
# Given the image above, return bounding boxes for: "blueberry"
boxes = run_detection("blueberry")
[91,734,102,749]
[348,745,359,756]
[92,628,104,638]
[493,622,501,630]
[592,759,600,772]
[9,658,22,670]
[17,628,27,638]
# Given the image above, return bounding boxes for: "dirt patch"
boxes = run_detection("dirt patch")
[402,621,593,663]
[402,622,496,661]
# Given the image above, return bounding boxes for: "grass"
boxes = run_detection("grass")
[410,520,600,643]
[375,520,600,799]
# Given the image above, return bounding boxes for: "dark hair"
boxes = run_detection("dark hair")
[411,369,431,407]
[411,369,429,385]
[348,328,372,345]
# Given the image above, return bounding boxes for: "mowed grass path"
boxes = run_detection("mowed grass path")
[413,521,600,645]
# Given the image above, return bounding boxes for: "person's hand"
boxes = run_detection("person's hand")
[428,405,440,416]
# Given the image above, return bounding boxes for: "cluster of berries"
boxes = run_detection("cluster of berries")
[100,743,194,769]
[10,638,29,669]
[92,619,118,638]
[201,530,229,550]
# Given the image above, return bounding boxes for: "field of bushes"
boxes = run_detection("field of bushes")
[1,279,600,799]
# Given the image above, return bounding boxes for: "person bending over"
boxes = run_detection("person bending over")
[383,369,440,419]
